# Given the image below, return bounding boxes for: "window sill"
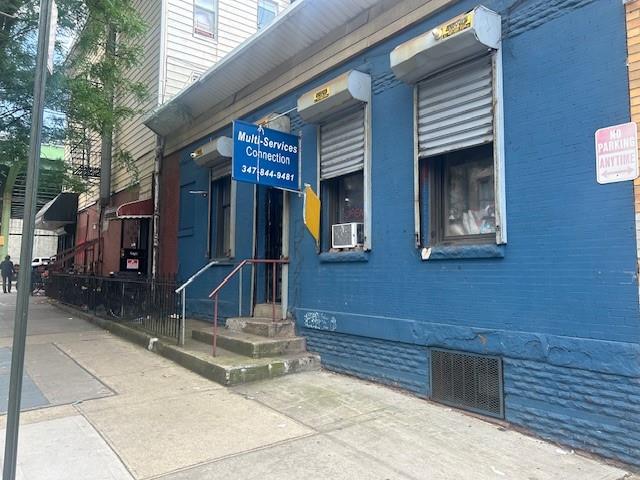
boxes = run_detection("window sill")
[319,251,369,263]
[207,257,235,266]
[193,31,216,41]
[421,244,504,261]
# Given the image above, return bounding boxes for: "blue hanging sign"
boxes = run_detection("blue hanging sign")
[232,120,300,191]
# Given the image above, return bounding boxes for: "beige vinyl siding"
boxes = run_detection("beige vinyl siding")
[217,0,290,57]
[162,0,290,101]
[161,0,454,156]
[111,0,162,200]
[73,0,291,208]
[626,1,640,272]
[162,0,219,101]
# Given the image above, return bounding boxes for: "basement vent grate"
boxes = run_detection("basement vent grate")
[430,348,504,418]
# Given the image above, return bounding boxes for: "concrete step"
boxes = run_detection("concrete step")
[159,341,320,387]
[192,327,306,358]
[252,303,282,319]
[226,316,296,338]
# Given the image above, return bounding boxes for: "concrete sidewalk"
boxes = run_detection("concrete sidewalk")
[0,293,635,479]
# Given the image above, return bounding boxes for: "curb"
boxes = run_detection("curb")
[50,301,228,382]
[50,301,320,386]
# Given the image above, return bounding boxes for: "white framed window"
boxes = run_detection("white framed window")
[194,0,217,39]
[318,106,371,251]
[257,0,278,30]
[415,51,506,247]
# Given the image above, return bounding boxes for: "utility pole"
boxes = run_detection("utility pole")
[97,24,116,276]
[3,0,54,477]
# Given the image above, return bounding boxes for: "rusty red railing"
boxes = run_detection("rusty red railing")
[208,258,288,356]
[49,238,99,273]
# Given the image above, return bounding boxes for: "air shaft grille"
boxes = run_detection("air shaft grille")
[430,348,503,418]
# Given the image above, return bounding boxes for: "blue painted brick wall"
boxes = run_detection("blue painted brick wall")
[505,359,640,466]
[177,0,640,466]
[303,328,429,395]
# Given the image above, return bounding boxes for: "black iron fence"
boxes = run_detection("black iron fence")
[45,273,182,342]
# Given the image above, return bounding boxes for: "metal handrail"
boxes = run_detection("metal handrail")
[175,259,227,345]
[176,259,222,293]
[208,258,288,356]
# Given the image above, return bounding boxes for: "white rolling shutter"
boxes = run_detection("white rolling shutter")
[417,55,494,158]
[210,159,231,181]
[320,107,365,180]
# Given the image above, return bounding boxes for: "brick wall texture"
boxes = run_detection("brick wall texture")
[178,0,640,468]
[303,328,640,467]
[505,359,640,467]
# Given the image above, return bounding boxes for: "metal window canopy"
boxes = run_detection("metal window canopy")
[390,6,501,83]
[297,70,371,123]
[191,136,232,168]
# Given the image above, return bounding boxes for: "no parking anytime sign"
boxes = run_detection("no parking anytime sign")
[595,122,639,184]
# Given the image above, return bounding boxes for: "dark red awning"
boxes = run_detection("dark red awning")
[116,199,153,219]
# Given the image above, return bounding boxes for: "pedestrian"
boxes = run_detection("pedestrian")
[0,255,15,293]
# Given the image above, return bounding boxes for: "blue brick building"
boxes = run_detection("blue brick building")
[145,0,640,467]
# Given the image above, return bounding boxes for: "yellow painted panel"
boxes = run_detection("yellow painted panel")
[628,52,640,65]
[628,2,640,226]
[628,43,640,56]
[628,17,640,30]
[628,37,640,50]
[303,185,321,246]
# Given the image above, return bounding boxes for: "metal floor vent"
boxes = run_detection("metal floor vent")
[430,349,504,418]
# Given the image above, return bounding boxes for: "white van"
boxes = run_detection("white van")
[31,257,50,267]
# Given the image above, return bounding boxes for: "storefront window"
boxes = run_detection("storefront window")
[318,106,367,251]
[422,143,495,245]
[444,156,495,238]
[336,172,364,223]
[322,171,364,249]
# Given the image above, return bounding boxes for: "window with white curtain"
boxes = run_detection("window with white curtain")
[194,0,217,38]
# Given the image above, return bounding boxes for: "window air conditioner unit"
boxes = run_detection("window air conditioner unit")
[331,222,364,249]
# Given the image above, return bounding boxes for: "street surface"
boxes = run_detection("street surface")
[0,293,635,479]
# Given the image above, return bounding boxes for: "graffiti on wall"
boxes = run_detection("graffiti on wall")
[303,311,337,331]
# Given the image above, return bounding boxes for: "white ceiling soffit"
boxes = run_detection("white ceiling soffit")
[144,0,383,137]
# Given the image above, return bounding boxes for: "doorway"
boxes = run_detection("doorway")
[119,218,149,275]
[264,188,283,302]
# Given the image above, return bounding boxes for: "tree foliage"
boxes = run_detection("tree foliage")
[0,0,147,192]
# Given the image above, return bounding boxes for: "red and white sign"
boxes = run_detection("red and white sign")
[595,122,638,184]
[126,258,139,270]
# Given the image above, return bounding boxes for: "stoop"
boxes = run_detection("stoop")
[182,303,320,386]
